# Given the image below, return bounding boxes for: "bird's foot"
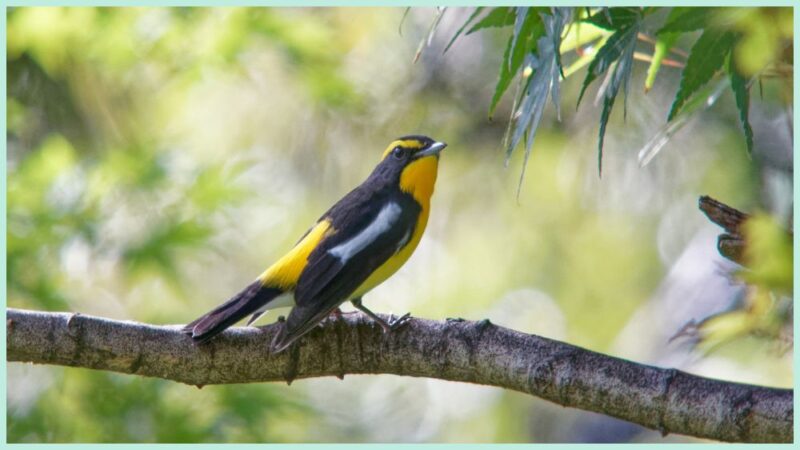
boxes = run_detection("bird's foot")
[351,297,410,333]
[379,312,412,334]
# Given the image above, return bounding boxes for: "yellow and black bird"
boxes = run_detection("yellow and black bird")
[183,135,446,352]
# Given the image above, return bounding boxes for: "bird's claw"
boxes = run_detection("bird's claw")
[381,312,411,333]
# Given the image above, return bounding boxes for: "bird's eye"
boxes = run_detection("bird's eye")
[392,147,406,159]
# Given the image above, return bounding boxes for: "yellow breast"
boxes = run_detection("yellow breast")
[351,155,439,298]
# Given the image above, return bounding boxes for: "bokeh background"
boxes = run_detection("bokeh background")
[6,7,793,443]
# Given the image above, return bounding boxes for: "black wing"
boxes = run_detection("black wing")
[272,188,419,351]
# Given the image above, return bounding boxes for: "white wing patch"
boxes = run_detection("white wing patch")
[329,202,402,263]
[246,290,294,326]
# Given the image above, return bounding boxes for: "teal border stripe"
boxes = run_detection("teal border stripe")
[1,6,7,446]
[793,3,799,447]
[3,2,797,447]
[4,1,798,7]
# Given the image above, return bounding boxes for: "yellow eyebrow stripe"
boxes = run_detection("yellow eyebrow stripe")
[258,220,334,289]
[381,139,425,159]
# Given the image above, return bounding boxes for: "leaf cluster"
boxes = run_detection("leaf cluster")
[444,7,792,178]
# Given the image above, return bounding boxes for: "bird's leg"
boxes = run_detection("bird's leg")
[323,307,359,327]
[329,307,358,320]
[351,297,411,333]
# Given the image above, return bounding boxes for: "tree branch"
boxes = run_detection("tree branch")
[699,195,750,265]
[6,308,792,443]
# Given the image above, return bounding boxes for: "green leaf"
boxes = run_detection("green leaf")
[466,7,514,34]
[489,35,517,120]
[596,26,639,176]
[598,86,618,177]
[508,7,531,68]
[577,24,635,107]
[574,9,642,174]
[509,8,546,71]
[584,7,640,31]
[443,7,484,53]
[488,8,544,118]
[506,8,572,195]
[549,9,568,80]
[561,35,611,79]
[728,53,754,155]
[657,7,715,34]
[644,32,678,92]
[668,29,737,120]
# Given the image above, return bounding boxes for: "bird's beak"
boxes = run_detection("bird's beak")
[416,141,447,158]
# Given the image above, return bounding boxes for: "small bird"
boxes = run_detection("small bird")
[183,135,446,352]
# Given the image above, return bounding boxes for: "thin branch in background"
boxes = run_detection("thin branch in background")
[637,32,689,59]
[633,51,685,68]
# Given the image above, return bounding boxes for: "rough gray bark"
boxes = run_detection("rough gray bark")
[7,308,792,443]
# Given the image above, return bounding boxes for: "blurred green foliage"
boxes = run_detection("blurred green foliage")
[6,6,792,443]
[693,213,793,353]
[8,369,312,442]
[742,214,793,294]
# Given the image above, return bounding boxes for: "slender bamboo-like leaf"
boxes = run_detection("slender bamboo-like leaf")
[598,87,618,177]
[398,7,410,36]
[413,7,447,63]
[668,29,737,120]
[488,9,544,118]
[577,22,638,108]
[644,32,679,92]
[466,7,513,34]
[442,7,484,53]
[728,53,754,155]
[657,7,715,34]
[506,8,572,195]
[550,10,568,81]
[490,34,516,118]
[561,33,611,79]
[596,25,638,176]
[508,8,571,155]
[584,7,640,31]
[638,78,728,166]
[509,7,530,68]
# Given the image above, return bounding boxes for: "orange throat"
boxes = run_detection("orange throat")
[399,155,439,206]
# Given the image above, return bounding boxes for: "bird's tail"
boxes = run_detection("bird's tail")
[182,280,283,344]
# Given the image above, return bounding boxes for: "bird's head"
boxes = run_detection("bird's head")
[380,135,447,162]
[374,135,447,203]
